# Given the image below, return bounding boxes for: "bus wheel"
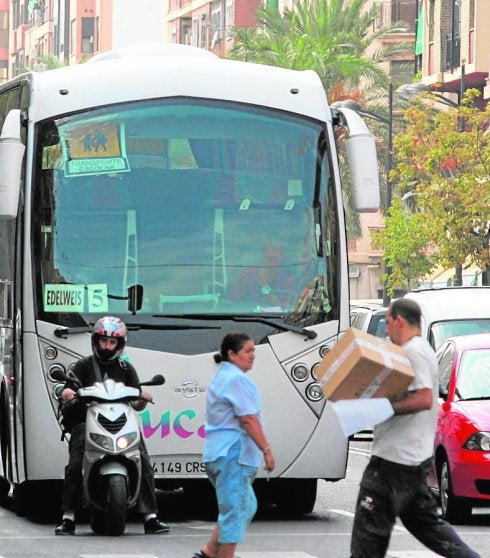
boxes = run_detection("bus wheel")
[275,479,317,516]
[0,477,10,506]
[12,483,30,516]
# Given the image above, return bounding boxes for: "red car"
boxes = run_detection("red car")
[427,333,490,523]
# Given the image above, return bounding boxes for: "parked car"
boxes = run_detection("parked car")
[404,287,490,349]
[349,299,387,339]
[427,333,490,523]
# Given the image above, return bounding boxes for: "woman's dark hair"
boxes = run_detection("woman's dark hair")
[214,332,253,363]
[389,298,421,326]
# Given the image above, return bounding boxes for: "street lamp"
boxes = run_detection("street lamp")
[333,83,394,306]
[397,62,466,131]
[396,82,459,108]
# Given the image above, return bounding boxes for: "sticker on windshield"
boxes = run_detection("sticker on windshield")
[60,121,130,177]
[44,284,108,313]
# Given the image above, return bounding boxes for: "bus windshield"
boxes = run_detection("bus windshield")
[32,98,335,350]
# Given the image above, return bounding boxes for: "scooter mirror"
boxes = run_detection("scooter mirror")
[140,374,165,387]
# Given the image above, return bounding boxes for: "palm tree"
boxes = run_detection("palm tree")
[229,0,412,100]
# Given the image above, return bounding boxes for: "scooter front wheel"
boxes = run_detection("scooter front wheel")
[105,474,127,536]
[89,511,105,535]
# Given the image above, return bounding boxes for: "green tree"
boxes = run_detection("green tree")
[371,195,434,294]
[229,0,412,98]
[385,89,490,286]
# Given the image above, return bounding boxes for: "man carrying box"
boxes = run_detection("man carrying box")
[350,298,479,558]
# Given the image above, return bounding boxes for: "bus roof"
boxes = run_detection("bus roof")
[19,44,330,123]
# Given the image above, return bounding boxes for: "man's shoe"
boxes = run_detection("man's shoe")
[144,516,170,534]
[55,518,76,535]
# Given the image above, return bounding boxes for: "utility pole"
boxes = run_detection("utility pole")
[382,81,394,307]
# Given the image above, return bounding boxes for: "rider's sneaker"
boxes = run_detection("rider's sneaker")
[144,517,170,534]
[55,518,76,535]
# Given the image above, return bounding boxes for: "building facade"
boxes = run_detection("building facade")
[418,0,489,104]
[164,0,263,58]
[8,0,167,78]
[350,0,490,298]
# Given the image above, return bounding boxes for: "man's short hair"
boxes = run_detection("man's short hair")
[389,298,422,327]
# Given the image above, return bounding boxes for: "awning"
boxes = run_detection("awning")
[415,2,424,56]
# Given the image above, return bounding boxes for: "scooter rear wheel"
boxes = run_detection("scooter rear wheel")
[105,474,127,536]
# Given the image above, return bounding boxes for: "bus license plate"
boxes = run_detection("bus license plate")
[153,458,206,475]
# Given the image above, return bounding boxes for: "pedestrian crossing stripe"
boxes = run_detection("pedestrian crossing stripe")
[79,555,159,558]
[238,554,318,557]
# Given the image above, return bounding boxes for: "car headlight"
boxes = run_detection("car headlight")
[463,432,490,451]
[116,431,138,450]
[89,433,114,451]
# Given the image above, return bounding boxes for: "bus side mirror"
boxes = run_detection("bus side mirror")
[0,109,25,220]
[333,106,380,212]
[128,284,143,314]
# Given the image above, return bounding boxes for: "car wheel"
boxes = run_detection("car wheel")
[439,458,472,524]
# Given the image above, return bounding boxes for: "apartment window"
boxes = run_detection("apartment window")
[81,17,94,53]
[225,2,233,39]
[180,17,191,45]
[211,0,224,46]
[445,0,461,70]
[200,15,207,49]
[191,18,199,47]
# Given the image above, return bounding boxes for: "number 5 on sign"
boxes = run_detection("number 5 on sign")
[87,284,109,313]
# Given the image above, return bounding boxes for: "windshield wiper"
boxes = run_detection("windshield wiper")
[153,313,317,340]
[54,322,219,338]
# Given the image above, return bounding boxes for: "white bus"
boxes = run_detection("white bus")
[0,44,379,515]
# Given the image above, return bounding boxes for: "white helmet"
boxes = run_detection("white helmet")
[91,316,127,362]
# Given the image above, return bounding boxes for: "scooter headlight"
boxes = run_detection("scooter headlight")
[116,431,138,450]
[89,433,114,452]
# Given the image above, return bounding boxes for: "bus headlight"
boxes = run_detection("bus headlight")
[89,433,114,452]
[53,383,65,399]
[305,382,323,402]
[291,363,309,382]
[319,345,331,358]
[311,363,321,381]
[116,432,138,450]
[44,346,58,360]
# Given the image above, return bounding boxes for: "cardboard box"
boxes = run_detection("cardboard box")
[316,328,414,401]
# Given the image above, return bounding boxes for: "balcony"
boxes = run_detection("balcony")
[13,24,28,53]
[373,0,417,33]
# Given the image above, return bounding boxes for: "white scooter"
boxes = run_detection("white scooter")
[54,369,164,536]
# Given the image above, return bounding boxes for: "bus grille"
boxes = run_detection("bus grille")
[97,413,127,434]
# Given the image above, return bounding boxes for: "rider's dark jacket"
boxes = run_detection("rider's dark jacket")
[62,356,141,429]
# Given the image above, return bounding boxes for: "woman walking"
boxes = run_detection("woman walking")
[192,332,275,558]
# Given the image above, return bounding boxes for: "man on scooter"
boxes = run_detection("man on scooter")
[55,316,169,536]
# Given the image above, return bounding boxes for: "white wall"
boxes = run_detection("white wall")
[112,0,167,48]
